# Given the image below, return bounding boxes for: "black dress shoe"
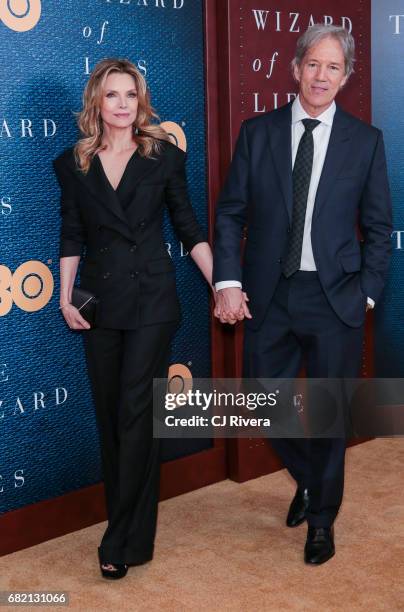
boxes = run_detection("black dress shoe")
[286,488,309,527]
[100,562,128,579]
[304,526,335,565]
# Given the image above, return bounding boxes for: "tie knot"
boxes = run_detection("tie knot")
[302,118,320,133]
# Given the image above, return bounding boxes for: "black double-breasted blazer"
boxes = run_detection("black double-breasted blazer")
[53,140,205,329]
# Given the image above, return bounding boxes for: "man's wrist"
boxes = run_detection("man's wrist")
[215,280,242,291]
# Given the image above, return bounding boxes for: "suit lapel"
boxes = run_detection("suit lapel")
[120,153,164,228]
[266,103,353,222]
[125,151,162,192]
[72,155,130,229]
[266,103,293,222]
[313,106,352,220]
[68,150,162,240]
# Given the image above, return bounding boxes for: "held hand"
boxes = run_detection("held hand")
[211,286,219,308]
[60,303,91,330]
[215,287,252,325]
[212,292,226,322]
[242,292,252,319]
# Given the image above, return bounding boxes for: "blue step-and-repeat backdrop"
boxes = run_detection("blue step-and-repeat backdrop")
[1,0,211,514]
[372,0,404,376]
[2,0,403,516]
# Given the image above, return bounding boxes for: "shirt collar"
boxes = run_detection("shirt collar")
[292,95,336,127]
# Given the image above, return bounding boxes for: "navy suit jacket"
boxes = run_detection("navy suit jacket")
[213,102,393,330]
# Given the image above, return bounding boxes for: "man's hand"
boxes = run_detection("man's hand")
[214,287,252,324]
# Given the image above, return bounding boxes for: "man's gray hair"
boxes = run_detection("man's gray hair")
[292,24,355,77]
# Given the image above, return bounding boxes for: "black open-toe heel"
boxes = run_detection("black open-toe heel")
[100,561,128,580]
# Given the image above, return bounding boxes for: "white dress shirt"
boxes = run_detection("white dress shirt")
[291,95,335,271]
[216,96,374,307]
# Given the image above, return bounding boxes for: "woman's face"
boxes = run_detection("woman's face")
[100,71,138,130]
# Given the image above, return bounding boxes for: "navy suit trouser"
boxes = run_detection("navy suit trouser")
[243,271,364,528]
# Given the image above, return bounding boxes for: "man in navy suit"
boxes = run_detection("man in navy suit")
[213,25,392,564]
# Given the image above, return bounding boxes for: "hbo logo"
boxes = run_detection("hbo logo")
[0,1,42,32]
[0,261,53,315]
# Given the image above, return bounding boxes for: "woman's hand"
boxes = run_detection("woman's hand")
[60,303,91,330]
[212,287,223,320]
[214,288,251,325]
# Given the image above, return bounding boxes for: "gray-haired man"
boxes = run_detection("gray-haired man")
[213,25,392,564]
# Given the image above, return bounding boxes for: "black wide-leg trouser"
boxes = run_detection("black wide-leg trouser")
[244,272,364,528]
[83,321,177,566]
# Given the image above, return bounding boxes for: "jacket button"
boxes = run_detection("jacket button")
[277,258,282,264]
[130,271,139,279]
[129,244,137,252]
[103,272,111,279]
[139,220,146,228]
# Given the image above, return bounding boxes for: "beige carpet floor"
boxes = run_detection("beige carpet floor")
[1,439,404,612]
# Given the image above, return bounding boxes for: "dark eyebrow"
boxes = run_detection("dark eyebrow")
[105,89,137,94]
[306,58,343,67]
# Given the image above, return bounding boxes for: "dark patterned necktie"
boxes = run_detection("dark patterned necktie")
[282,118,321,278]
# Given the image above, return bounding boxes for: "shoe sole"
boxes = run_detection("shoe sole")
[304,550,335,565]
[286,516,307,528]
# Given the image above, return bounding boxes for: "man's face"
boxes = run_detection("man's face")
[294,36,348,117]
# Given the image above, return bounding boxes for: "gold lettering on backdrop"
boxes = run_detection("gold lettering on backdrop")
[104,0,185,7]
[246,8,353,114]
[250,9,352,33]
[389,15,404,34]
[1,197,12,216]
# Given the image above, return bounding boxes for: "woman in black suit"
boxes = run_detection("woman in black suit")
[53,58,214,579]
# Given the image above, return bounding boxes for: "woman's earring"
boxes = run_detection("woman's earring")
[134,126,139,135]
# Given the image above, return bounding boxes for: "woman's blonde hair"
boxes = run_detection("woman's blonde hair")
[74,58,170,173]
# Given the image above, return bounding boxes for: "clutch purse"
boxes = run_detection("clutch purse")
[72,286,99,327]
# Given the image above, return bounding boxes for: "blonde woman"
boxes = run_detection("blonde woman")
[53,59,214,579]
